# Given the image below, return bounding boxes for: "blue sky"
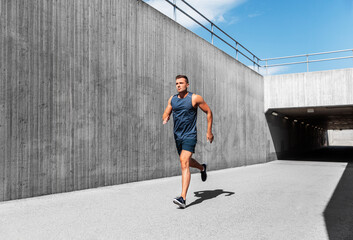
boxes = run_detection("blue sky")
[145,0,353,74]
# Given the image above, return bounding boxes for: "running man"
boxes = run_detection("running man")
[163,75,214,208]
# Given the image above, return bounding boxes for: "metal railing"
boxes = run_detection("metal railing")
[149,0,261,70]
[262,49,353,73]
[144,0,353,75]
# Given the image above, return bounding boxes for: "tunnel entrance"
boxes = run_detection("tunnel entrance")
[270,105,353,131]
[266,105,353,161]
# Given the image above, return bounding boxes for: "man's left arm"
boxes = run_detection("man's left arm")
[194,95,214,143]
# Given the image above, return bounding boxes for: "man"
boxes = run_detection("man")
[163,75,214,209]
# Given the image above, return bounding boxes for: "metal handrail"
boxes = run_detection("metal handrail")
[262,49,353,72]
[263,49,353,61]
[144,0,353,74]
[265,56,353,68]
[179,0,258,61]
[148,0,261,69]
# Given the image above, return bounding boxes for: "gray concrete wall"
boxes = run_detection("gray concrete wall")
[264,68,353,110]
[0,0,267,201]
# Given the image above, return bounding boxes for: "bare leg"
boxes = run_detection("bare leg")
[179,150,192,200]
[190,158,204,171]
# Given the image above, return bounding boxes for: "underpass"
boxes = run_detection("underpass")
[265,70,353,239]
[265,68,353,159]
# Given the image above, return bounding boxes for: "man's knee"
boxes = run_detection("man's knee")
[179,152,191,169]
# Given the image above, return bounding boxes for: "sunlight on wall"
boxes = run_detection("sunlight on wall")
[328,130,353,146]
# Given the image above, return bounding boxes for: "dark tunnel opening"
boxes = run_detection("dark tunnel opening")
[266,105,353,161]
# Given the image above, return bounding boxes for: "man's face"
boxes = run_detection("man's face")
[176,78,189,93]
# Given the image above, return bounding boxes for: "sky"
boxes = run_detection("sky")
[144,0,353,74]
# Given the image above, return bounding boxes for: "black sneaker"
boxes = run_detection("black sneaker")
[201,164,207,182]
[173,196,186,208]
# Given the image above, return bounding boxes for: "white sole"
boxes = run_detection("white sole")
[173,199,186,208]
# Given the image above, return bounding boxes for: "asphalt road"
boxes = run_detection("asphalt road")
[0,159,351,240]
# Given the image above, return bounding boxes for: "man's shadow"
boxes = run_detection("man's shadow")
[186,189,235,208]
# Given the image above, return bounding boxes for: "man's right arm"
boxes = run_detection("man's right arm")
[162,96,173,124]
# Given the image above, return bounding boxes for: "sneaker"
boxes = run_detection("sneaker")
[201,164,207,182]
[173,196,186,208]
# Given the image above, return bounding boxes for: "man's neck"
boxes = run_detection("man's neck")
[178,91,189,99]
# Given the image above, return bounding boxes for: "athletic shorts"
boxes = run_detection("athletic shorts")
[175,138,197,155]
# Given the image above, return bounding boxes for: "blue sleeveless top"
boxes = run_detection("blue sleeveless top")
[171,92,197,140]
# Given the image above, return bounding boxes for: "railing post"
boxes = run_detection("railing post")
[253,56,255,70]
[211,23,214,45]
[306,54,309,72]
[266,60,268,75]
[236,42,238,60]
[173,0,176,21]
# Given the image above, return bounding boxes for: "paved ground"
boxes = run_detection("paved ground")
[0,160,351,240]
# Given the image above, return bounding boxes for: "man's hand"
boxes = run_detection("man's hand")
[163,115,170,124]
[163,96,173,125]
[207,132,214,143]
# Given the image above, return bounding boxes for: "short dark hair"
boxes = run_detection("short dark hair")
[175,75,189,83]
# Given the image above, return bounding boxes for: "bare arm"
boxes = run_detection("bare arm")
[193,94,214,143]
[162,96,173,124]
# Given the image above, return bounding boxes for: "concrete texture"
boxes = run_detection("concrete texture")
[0,158,351,240]
[0,0,267,201]
[264,68,353,110]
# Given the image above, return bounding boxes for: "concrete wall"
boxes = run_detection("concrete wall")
[0,0,267,201]
[264,68,353,110]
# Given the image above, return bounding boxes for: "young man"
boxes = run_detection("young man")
[163,75,214,209]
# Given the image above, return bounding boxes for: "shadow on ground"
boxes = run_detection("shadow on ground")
[309,147,353,240]
[293,146,353,240]
[186,189,235,208]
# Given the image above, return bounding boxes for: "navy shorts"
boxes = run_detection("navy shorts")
[175,139,197,155]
